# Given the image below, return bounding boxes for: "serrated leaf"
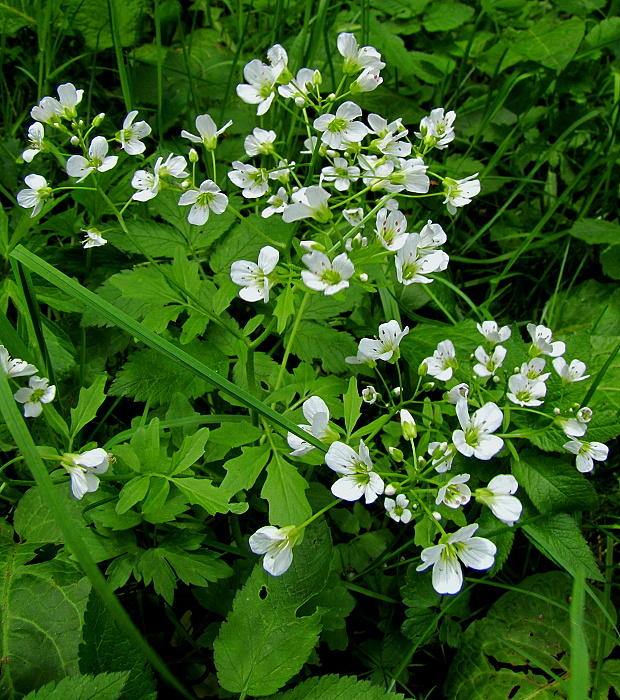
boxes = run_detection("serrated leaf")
[261,454,311,526]
[507,17,585,71]
[14,484,86,543]
[213,520,331,696]
[423,1,474,31]
[221,443,271,494]
[273,674,405,699]
[173,477,230,515]
[68,0,148,50]
[0,547,91,697]
[512,449,598,514]
[70,374,107,437]
[289,321,358,374]
[22,672,129,700]
[79,591,157,700]
[522,513,603,581]
[169,427,210,475]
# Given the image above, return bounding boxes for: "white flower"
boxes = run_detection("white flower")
[415,108,456,150]
[82,228,107,248]
[278,68,318,106]
[375,208,409,251]
[131,153,188,202]
[473,345,506,378]
[321,158,360,191]
[22,123,45,162]
[301,251,354,295]
[230,245,279,303]
[453,401,504,460]
[337,32,385,74]
[325,440,384,503]
[527,324,565,358]
[428,442,456,473]
[314,101,368,150]
[552,357,590,384]
[262,187,288,218]
[446,383,469,405]
[267,43,288,73]
[228,161,269,198]
[55,82,84,119]
[157,153,190,179]
[286,396,335,456]
[181,114,232,150]
[475,474,522,526]
[356,320,409,362]
[30,96,62,124]
[118,110,151,155]
[62,448,109,499]
[416,523,496,595]
[283,186,332,223]
[425,340,458,381]
[66,136,118,182]
[236,59,281,115]
[249,525,300,576]
[0,346,37,378]
[477,320,511,345]
[417,220,447,255]
[178,179,228,225]
[343,207,364,227]
[385,494,412,523]
[518,358,551,382]
[17,174,52,217]
[395,234,449,285]
[244,127,277,156]
[564,440,609,473]
[443,174,481,215]
[400,409,417,440]
[13,376,56,417]
[507,375,546,407]
[362,386,378,404]
[269,159,294,184]
[384,158,429,194]
[353,68,383,92]
[558,407,593,438]
[436,474,471,509]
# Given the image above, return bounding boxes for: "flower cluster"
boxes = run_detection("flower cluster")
[1,345,55,418]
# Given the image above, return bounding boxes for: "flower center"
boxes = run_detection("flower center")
[321,269,342,286]
[197,191,215,207]
[30,388,45,403]
[328,118,347,134]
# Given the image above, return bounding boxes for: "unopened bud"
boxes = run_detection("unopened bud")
[300,240,321,252]
[492,375,500,383]
[388,446,403,462]
[422,382,435,391]
[188,148,199,163]
[385,483,397,496]
[418,361,428,376]
[327,93,336,101]
[312,70,323,86]
[553,407,561,415]
[393,387,402,396]
[70,135,80,146]
[400,409,417,440]
[181,179,191,189]
[92,113,105,127]
[432,512,442,521]
[359,273,368,283]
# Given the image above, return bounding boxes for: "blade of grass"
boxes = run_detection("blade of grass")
[569,570,590,700]
[9,245,327,451]
[107,0,132,112]
[0,370,194,700]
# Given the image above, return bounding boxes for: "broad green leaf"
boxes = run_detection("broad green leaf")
[68,0,148,50]
[512,449,598,514]
[169,427,210,475]
[79,592,157,700]
[343,377,362,438]
[0,547,91,698]
[289,321,358,374]
[261,454,311,526]
[209,421,264,447]
[273,674,405,699]
[172,477,231,515]
[14,484,86,543]
[422,1,474,31]
[213,520,331,696]
[221,443,271,494]
[0,0,36,35]
[507,18,585,71]
[70,374,108,437]
[582,17,620,52]
[569,218,620,245]
[22,672,129,700]
[116,476,151,514]
[599,659,620,698]
[601,245,620,280]
[522,513,603,581]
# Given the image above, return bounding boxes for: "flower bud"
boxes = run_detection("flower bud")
[400,409,417,440]
[577,406,593,422]
[181,179,191,189]
[92,112,105,127]
[393,387,402,396]
[385,483,397,496]
[432,512,442,521]
[418,361,428,376]
[70,135,80,146]
[300,240,322,252]
[359,273,369,283]
[312,70,323,86]
[422,382,435,391]
[188,148,199,163]
[362,385,378,404]
[553,407,561,415]
[492,375,500,383]
[388,446,403,462]
[327,93,336,101]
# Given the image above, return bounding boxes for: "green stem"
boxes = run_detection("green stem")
[272,291,310,395]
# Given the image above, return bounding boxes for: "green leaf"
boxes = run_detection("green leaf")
[0,547,91,698]
[569,218,620,245]
[522,513,603,581]
[14,484,86,543]
[506,18,586,71]
[601,245,620,280]
[583,17,620,53]
[22,672,130,700]
[221,444,271,494]
[272,674,405,699]
[289,321,358,374]
[70,374,107,437]
[343,377,362,438]
[169,427,210,475]
[0,0,36,35]
[273,285,297,334]
[261,454,311,526]
[422,1,474,31]
[79,591,157,700]
[68,0,148,50]
[116,476,151,514]
[209,421,264,447]
[512,449,598,514]
[213,520,331,696]
[173,477,230,515]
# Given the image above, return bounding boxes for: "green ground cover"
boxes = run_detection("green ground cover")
[0,0,620,698]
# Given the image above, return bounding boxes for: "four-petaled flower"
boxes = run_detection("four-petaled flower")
[61,448,110,499]
[286,395,336,456]
[428,442,456,473]
[475,474,522,527]
[385,494,412,523]
[82,228,107,248]
[325,439,384,503]
[236,59,282,116]
[301,250,354,295]
[228,161,269,198]
[337,32,385,75]
[506,374,546,407]
[564,440,609,473]
[527,324,565,358]
[375,208,409,251]
[283,186,332,223]
[0,346,37,378]
[436,474,471,509]
[230,245,279,303]
[14,376,56,417]
[314,101,368,150]
[477,321,511,345]
[415,108,456,150]
[181,114,232,150]
[244,127,277,156]
[473,345,506,378]
[425,340,458,381]
[321,158,360,191]
[249,525,300,576]
[178,179,228,225]
[453,401,504,460]
[22,123,45,163]
[118,110,151,155]
[416,523,496,595]
[552,357,590,384]
[356,320,409,362]
[17,174,52,217]
[66,136,118,182]
[443,174,480,215]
